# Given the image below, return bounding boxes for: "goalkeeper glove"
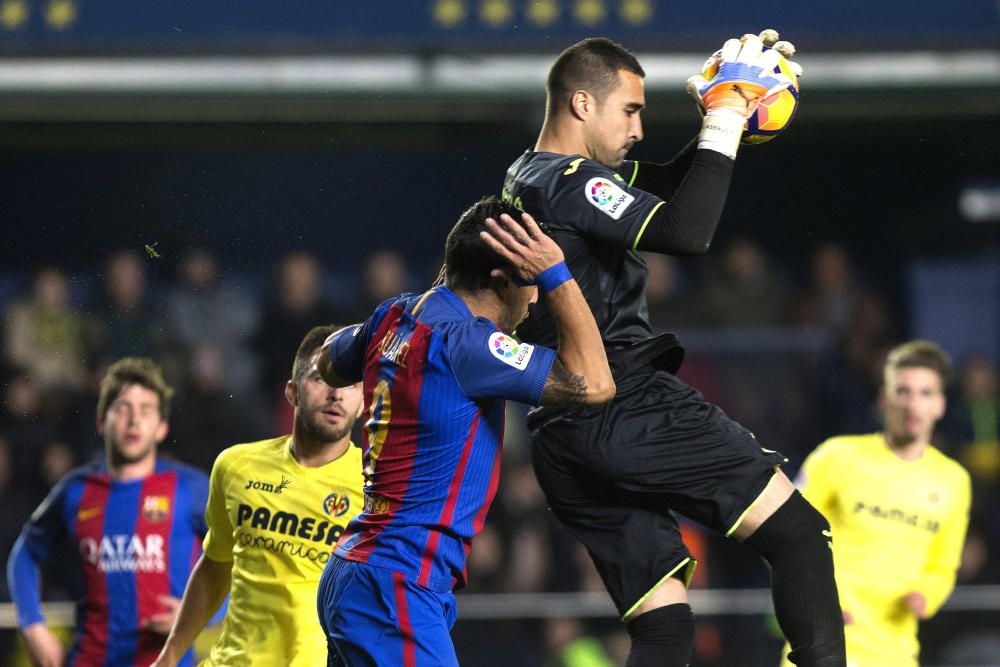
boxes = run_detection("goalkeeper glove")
[688,30,800,159]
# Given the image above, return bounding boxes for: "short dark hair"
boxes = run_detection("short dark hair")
[885,340,953,388]
[97,357,174,421]
[444,195,525,292]
[547,37,645,115]
[293,325,339,383]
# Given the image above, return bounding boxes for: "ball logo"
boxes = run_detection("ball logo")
[323,491,351,517]
[584,177,634,220]
[488,331,534,370]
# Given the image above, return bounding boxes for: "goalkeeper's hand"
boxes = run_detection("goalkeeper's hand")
[688,29,800,159]
[687,28,802,118]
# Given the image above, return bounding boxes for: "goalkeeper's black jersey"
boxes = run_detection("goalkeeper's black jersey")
[503,148,729,373]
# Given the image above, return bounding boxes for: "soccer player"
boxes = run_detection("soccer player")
[316,196,614,666]
[500,34,846,666]
[7,357,209,667]
[151,325,366,667]
[786,340,971,667]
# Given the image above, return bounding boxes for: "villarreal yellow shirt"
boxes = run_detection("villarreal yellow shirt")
[200,436,364,667]
[796,433,971,667]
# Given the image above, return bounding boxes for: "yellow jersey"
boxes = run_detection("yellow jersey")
[200,436,364,667]
[796,433,971,667]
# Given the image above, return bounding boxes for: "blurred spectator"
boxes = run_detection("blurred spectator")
[641,252,701,330]
[167,342,269,472]
[1,370,58,491]
[90,249,163,364]
[819,289,898,436]
[256,252,346,401]
[351,249,409,320]
[942,355,999,480]
[699,237,792,327]
[797,241,859,337]
[5,266,90,396]
[165,247,261,397]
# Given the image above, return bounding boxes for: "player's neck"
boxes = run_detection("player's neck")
[289,431,351,468]
[535,120,588,158]
[886,434,929,462]
[453,288,507,330]
[107,454,156,481]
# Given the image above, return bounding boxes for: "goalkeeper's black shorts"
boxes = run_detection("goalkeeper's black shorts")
[527,364,786,619]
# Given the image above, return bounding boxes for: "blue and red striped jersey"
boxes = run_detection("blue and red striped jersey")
[329,286,556,592]
[7,459,209,667]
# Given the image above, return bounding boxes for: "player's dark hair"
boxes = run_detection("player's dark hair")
[547,37,645,115]
[444,195,526,293]
[97,357,174,421]
[293,324,339,384]
[885,340,952,387]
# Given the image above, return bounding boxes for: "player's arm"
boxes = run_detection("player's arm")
[905,469,972,619]
[482,213,614,406]
[7,479,74,667]
[318,324,366,388]
[152,554,232,667]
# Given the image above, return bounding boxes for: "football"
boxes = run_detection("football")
[741,48,800,144]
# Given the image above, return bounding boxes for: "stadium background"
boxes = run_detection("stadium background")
[1,1,999,664]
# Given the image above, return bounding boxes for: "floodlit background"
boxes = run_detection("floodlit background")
[1,1,998,665]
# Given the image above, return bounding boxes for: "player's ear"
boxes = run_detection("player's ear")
[285,380,298,408]
[154,420,169,444]
[570,90,591,120]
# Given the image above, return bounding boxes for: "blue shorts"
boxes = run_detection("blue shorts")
[317,555,459,667]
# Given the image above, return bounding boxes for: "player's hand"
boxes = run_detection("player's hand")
[842,609,854,625]
[687,29,799,118]
[141,595,182,635]
[22,622,65,667]
[480,212,565,285]
[902,592,929,619]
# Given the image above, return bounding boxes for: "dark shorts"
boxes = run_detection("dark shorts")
[527,365,785,619]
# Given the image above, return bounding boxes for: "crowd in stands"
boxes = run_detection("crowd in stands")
[2,239,998,665]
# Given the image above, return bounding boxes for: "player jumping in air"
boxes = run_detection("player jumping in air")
[501,33,845,666]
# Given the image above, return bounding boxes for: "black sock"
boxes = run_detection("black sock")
[744,491,846,667]
[624,602,694,667]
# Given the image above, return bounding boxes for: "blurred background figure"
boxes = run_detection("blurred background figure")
[699,237,793,327]
[5,267,90,400]
[797,241,861,338]
[166,247,261,400]
[351,249,409,321]
[256,252,345,422]
[91,249,163,366]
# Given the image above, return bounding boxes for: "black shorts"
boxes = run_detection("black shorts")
[527,365,785,619]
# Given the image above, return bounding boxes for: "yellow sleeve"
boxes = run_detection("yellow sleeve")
[796,440,841,522]
[202,449,236,563]
[913,467,971,617]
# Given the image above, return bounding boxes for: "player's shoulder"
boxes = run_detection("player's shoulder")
[925,446,972,487]
[809,433,882,464]
[215,436,290,470]
[49,460,104,495]
[158,458,210,484]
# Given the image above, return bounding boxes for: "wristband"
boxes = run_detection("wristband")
[536,262,573,292]
[697,108,745,160]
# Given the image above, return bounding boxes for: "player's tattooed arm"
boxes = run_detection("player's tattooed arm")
[540,358,589,406]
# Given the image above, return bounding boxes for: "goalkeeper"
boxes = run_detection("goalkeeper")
[500,32,846,666]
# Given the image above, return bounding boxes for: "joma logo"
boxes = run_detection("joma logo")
[245,476,292,494]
